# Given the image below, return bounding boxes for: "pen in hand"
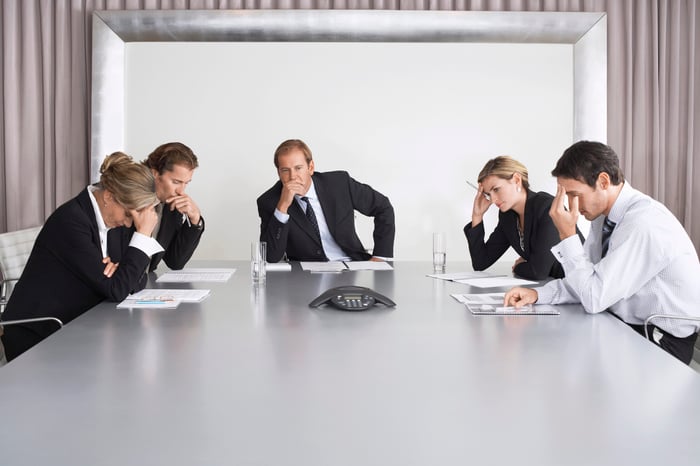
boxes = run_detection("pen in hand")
[466,180,491,201]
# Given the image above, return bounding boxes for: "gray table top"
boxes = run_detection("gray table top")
[1,261,699,466]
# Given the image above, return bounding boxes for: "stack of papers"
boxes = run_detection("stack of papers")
[427,271,495,280]
[266,262,292,272]
[427,270,537,288]
[344,261,393,271]
[455,276,538,288]
[300,261,347,272]
[156,268,235,283]
[117,288,211,309]
[300,261,394,272]
[451,293,559,315]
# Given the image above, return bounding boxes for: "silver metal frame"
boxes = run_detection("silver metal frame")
[644,314,700,340]
[0,317,64,328]
[90,9,607,180]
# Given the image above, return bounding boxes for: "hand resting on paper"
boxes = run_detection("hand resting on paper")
[503,287,538,308]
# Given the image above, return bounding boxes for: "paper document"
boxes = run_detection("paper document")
[117,298,180,309]
[455,276,538,288]
[344,261,393,271]
[451,293,559,315]
[156,268,235,283]
[266,262,292,272]
[300,261,347,272]
[427,271,499,280]
[126,289,211,303]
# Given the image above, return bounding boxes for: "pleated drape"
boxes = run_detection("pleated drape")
[1,0,698,251]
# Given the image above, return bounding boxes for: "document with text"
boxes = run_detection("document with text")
[451,292,559,315]
[344,261,393,271]
[126,289,211,303]
[156,268,236,283]
[454,276,538,288]
[300,261,347,272]
[426,271,499,280]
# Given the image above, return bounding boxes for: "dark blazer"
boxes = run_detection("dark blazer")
[1,189,151,361]
[464,190,585,280]
[257,171,395,263]
[148,206,204,272]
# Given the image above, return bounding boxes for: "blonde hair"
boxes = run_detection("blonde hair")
[98,152,157,210]
[477,156,530,190]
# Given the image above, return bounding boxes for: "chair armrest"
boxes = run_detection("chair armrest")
[643,314,700,340]
[0,317,64,329]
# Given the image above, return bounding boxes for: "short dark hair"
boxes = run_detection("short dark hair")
[144,142,198,175]
[551,141,624,188]
[274,139,313,168]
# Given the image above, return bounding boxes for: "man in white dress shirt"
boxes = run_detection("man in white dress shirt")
[505,141,700,364]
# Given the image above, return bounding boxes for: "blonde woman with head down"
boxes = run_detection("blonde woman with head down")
[464,156,584,280]
[1,152,163,361]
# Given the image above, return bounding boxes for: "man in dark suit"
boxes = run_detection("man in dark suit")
[142,142,205,272]
[257,139,395,263]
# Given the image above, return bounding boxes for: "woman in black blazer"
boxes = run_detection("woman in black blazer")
[1,152,162,361]
[464,156,583,280]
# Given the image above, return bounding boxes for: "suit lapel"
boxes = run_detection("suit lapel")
[313,174,336,237]
[522,191,534,253]
[156,204,171,244]
[77,189,102,247]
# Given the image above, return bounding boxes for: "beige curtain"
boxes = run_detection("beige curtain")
[607,0,700,250]
[2,0,698,250]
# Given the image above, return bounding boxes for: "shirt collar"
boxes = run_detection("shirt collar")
[607,181,634,224]
[295,180,318,202]
[87,185,109,233]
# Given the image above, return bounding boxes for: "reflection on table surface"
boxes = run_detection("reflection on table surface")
[0,261,699,466]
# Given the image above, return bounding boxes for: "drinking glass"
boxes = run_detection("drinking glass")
[432,232,446,273]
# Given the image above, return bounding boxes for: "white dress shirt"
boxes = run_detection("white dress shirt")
[537,182,700,337]
[274,182,350,261]
[87,185,164,258]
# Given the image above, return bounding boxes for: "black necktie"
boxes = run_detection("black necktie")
[302,197,322,243]
[601,217,616,258]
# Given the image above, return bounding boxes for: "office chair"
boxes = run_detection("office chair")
[644,314,700,365]
[643,314,700,340]
[0,317,64,330]
[0,226,42,314]
[0,317,63,366]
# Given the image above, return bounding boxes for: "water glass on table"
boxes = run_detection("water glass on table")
[432,232,446,273]
[251,241,267,284]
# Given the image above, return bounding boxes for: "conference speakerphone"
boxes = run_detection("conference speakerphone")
[309,286,396,311]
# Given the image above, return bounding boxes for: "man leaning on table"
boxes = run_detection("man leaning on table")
[504,141,700,364]
[142,142,204,272]
[257,139,395,263]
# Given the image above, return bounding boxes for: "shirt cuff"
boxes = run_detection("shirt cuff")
[550,234,585,264]
[130,232,165,257]
[534,284,555,304]
[274,209,290,224]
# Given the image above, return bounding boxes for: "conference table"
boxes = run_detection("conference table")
[1,261,699,465]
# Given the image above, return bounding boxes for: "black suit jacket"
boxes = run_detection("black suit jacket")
[464,190,585,280]
[1,189,151,360]
[257,171,395,263]
[110,206,204,272]
[148,206,204,272]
